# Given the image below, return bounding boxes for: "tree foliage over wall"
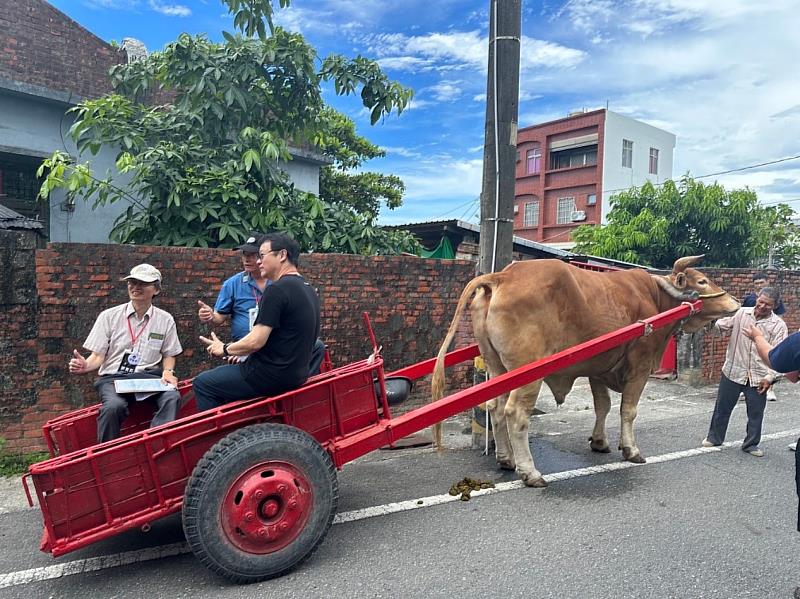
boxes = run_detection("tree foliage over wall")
[572,176,800,269]
[39,0,420,255]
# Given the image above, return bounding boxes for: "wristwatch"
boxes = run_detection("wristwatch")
[164,368,176,376]
[223,343,230,357]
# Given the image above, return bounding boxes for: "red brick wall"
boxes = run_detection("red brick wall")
[0,0,124,99]
[5,239,796,452]
[1,241,477,452]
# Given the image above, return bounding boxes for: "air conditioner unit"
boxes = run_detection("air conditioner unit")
[570,210,587,222]
[513,205,519,214]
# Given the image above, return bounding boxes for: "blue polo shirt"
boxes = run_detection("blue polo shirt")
[768,332,800,373]
[213,272,268,341]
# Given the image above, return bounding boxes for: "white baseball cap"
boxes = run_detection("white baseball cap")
[123,263,162,283]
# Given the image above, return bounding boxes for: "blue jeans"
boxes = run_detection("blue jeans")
[192,364,262,412]
[706,373,767,452]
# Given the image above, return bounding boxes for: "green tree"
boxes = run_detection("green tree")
[317,108,404,219]
[572,176,798,268]
[750,203,800,269]
[38,0,420,255]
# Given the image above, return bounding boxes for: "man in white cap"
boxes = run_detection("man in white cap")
[68,264,183,442]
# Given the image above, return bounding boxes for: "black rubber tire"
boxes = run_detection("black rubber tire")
[182,423,338,584]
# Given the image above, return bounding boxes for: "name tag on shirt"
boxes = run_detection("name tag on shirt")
[248,307,258,331]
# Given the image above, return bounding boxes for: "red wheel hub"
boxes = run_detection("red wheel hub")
[220,461,313,554]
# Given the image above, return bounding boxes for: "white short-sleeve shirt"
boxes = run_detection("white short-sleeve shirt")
[83,302,183,376]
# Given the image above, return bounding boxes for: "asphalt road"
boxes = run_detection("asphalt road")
[2,377,799,599]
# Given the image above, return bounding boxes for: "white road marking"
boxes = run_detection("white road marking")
[0,543,190,589]
[2,427,799,590]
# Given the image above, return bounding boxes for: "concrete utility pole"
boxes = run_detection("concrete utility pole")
[473,0,521,451]
[478,0,521,276]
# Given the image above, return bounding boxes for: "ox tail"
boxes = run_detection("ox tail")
[431,274,496,450]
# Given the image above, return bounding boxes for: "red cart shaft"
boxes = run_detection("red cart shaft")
[328,300,699,466]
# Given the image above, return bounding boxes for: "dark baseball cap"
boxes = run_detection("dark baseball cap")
[236,234,263,253]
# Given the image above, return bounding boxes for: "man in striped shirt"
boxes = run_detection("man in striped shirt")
[702,287,787,457]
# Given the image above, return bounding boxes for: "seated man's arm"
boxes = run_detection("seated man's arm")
[161,355,178,386]
[197,300,231,326]
[227,324,272,355]
[200,324,272,357]
[69,349,105,374]
[159,319,183,385]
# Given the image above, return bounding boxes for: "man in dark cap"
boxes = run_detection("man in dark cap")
[195,232,321,410]
[197,233,268,344]
[197,233,326,373]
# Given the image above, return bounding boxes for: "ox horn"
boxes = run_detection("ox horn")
[672,255,705,274]
[654,275,694,300]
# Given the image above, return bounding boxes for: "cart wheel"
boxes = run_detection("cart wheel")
[182,423,338,584]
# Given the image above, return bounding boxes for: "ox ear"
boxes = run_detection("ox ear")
[674,272,687,289]
[672,255,705,274]
[654,275,687,299]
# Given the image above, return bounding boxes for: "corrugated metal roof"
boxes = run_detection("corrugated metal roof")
[0,204,44,230]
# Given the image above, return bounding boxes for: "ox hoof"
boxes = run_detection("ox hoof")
[622,447,646,464]
[589,438,611,453]
[521,475,548,488]
[496,458,516,471]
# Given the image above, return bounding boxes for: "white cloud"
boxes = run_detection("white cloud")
[148,1,190,16]
[382,146,424,159]
[378,158,483,225]
[406,98,435,110]
[536,1,800,211]
[561,0,784,39]
[83,0,189,16]
[427,80,465,102]
[364,31,584,74]
[83,0,139,9]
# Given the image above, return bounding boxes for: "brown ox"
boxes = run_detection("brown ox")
[431,256,739,487]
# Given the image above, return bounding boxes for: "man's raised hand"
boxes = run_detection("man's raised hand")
[69,349,88,374]
[197,300,214,323]
[199,331,225,357]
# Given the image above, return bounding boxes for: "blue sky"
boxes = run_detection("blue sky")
[50,0,800,226]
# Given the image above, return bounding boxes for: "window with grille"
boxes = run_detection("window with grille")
[556,197,575,224]
[0,153,47,226]
[523,200,539,227]
[622,139,633,168]
[549,145,597,170]
[649,147,659,174]
[526,148,541,174]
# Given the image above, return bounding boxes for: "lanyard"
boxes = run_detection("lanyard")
[252,285,263,304]
[127,313,150,347]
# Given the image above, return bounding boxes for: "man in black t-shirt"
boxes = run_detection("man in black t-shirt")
[194,233,321,411]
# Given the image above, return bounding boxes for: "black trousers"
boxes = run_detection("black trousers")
[706,373,767,452]
[94,373,180,443]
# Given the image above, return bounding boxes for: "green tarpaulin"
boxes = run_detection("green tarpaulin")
[419,236,455,259]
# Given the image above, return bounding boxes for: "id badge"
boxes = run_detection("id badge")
[117,350,137,374]
[248,307,259,331]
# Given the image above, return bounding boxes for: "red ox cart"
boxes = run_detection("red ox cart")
[23,305,698,583]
